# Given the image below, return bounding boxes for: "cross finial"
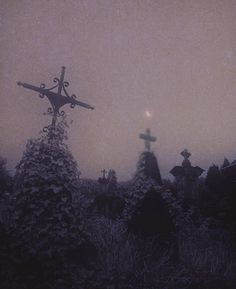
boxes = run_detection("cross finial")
[17,66,94,138]
[181,149,191,160]
[139,128,156,151]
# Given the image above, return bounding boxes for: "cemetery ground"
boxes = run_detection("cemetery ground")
[0,120,236,289]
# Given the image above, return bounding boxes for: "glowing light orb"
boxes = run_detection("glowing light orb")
[145,110,151,118]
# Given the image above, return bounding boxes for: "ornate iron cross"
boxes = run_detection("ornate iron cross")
[139,128,156,151]
[17,66,94,130]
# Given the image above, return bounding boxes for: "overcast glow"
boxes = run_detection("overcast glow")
[1,0,236,180]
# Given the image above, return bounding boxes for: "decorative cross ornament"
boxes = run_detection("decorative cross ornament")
[170,148,204,181]
[139,128,156,151]
[181,149,191,160]
[17,66,94,130]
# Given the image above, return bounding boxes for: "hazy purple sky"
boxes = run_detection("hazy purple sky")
[1,0,236,180]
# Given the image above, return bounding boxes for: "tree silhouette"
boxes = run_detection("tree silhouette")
[0,156,12,196]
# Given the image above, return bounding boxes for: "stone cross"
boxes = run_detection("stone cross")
[139,128,156,151]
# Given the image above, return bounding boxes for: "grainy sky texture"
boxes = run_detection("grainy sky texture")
[1,0,236,180]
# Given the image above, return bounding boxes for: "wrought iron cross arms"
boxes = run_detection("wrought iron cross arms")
[17,66,95,115]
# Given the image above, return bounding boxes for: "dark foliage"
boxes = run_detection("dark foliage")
[135,151,163,186]
[203,162,236,228]
[0,129,236,288]
[0,120,91,289]
[0,156,12,195]
[91,193,125,219]
[205,164,223,193]
[128,188,175,237]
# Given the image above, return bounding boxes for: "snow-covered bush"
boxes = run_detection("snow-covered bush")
[13,118,82,256]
